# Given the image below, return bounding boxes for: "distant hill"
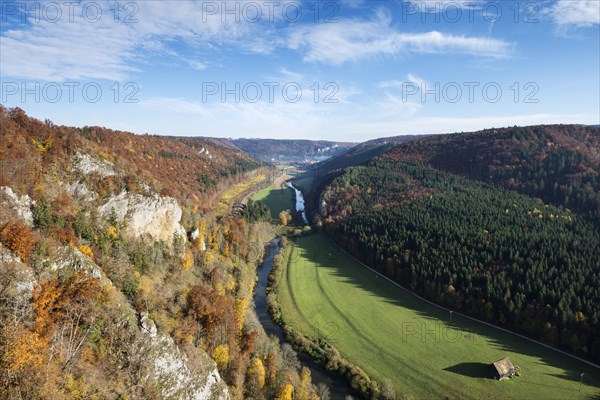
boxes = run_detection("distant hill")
[295,134,423,212]
[222,138,355,163]
[312,134,424,177]
[360,134,428,147]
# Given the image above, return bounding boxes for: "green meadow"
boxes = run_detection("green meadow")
[277,233,600,399]
[252,183,294,220]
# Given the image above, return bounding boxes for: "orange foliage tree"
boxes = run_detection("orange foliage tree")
[32,272,100,334]
[0,222,37,263]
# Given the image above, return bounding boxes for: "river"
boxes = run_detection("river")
[286,182,309,224]
[254,240,352,399]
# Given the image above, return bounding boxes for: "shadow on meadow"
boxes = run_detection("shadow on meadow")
[443,362,495,379]
[289,232,600,395]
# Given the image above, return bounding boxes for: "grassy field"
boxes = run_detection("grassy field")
[278,233,600,399]
[252,182,294,220]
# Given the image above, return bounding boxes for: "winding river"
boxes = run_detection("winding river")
[286,182,309,224]
[254,239,352,399]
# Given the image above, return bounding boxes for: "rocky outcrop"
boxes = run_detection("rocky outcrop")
[50,246,102,278]
[98,191,186,245]
[0,244,36,296]
[136,313,229,400]
[73,151,116,178]
[67,180,96,202]
[189,228,206,251]
[0,186,34,226]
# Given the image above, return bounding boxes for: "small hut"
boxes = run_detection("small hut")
[492,357,516,380]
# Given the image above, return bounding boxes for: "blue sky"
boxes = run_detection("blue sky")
[1,0,599,141]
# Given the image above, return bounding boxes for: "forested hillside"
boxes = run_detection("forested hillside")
[318,126,600,362]
[0,107,323,399]
[386,125,600,214]
[1,107,262,212]
[297,136,422,218]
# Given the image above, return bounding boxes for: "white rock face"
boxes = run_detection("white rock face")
[99,191,186,245]
[74,151,116,177]
[50,246,102,278]
[139,312,158,337]
[0,186,34,226]
[0,244,35,296]
[189,228,206,251]
[137,314,229,400]
[67,181,96,201]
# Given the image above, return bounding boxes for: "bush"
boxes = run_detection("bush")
[32,196,52,230]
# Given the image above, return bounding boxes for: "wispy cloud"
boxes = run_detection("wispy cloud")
[1,2,513,81]
[548,0,600,27]
[405,1,485,13]
[407,73,427,87]
[137,93,596,140]
[0,0,265,81]
[277,67,304,81]
[378,73,428,89]
[287,9,512,65]
[186,60,209,71]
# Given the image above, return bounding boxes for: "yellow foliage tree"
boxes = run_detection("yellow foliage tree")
[247,358,266,390]
[137,275,153,302]
[197,221,207,250]
[212,344,230,371]
[222,241,229,257]
[77,244,94,258]
[296,367,315,400]
[276,384,294,400]
[181,249,194,272]
[203,250,215,266]
[225,273,236,292]
[279,211,289,226]
[234,297,248,330]
[104,225,119,240]
[1,326,45,372]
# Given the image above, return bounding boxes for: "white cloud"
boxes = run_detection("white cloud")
[0,0,268,81]
[287,10,512,65]
[548,0,600,27]
[407,73,427,87]
[338,0,368,9]
[1,2,514,81]
[378,73,428,90]
[405,1,485,13]
[186,60,208,71]
[278,67,304,81]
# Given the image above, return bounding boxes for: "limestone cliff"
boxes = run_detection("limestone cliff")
[99,191,186,245]
[0,186,34,226]
[136,313,229,400]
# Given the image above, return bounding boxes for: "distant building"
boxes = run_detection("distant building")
[492,357,516,380]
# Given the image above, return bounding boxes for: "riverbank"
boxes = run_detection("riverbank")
[254,238,353,399]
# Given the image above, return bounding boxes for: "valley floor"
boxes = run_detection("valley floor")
[277,233,600,399]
